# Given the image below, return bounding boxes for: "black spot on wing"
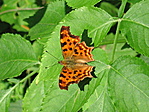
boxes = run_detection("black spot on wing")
[69,48,72,50]
[69,72,72,74]
[78,74,82,76]
[59,79,62,83]
[74,70,77,74]
[78,45,83,50]
[60,74,66,78]
[63,70,67,73]
[74,49,79,54]
[63,49,68,52]
[61,42,67,47]
[73,41,77,45]
[60,34,68,39]
[72,76,77,79]
[69,42,72,45]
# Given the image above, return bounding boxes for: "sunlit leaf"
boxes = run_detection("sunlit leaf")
[120,1,149,57]
[0,34,37,79]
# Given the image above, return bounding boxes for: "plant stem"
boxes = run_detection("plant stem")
[0,7,44,15]
[111,19,121,63]
[0,70,38,103]
[20,70,38,83]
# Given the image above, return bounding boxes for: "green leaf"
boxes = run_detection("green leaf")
[128,0,142,4]
[9,100,22,112]
[23,81,45,112]
[109,56,149,112]
[120,1,149,57]
[140,55,149,65]
[32,41,44,60]
[23,33,110,112]
[106,43,137,61]
[101,32,126,45]
[0,89,11,112]
[0,0,38,31]
[66,0,101,8]
[23,12,112,109]
[83,56,149,112]
[29,1,65,40]
[82,67,115,112]
[118,0,127,17]
[0,34,37,79]
[100,2,118,17]
[60,7,114,47]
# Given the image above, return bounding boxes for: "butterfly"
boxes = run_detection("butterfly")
[58,26,94,90]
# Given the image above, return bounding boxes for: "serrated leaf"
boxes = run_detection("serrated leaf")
[59,7,114,47]
[109,56,149,112]
[84,56,149,112]
[23,81,45,112]
[23,30,110,112]
[29,1,65,40]
[66,0,101,8]
[0,34,37,79]
[120,1,149,57]
[83,70,115,112]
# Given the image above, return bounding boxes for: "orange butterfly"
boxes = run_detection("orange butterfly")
[58,26,94,90]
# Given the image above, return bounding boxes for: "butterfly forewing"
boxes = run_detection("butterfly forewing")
[71,41,94,63]
[60,26,80,59]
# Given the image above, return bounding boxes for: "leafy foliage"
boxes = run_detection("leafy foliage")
[29,1,65,41]
[0,34,37,79]
[66,0,101,8]
[0,0,39,31]
[109,56,149,112]
[120,1,149,57]
[0,0,149,112]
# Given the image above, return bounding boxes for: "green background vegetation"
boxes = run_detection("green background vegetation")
[0,0,149,112]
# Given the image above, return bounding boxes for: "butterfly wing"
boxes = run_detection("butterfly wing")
[59,26,94,90]
[59,65,93,90]
[60,26,80,59]
[71,41,94,63]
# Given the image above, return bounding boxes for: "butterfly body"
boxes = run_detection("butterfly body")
[59,26,94,90]
[59,58,87,65]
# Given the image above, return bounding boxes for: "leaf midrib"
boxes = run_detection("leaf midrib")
[111,65,149,99]
[0,59,37,65]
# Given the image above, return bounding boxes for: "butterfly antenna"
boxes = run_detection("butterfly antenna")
[45,50,61,61]
[44,50,62,69]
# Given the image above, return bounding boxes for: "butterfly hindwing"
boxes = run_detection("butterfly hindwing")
[59,65,93,90]
[59,66,78,90]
